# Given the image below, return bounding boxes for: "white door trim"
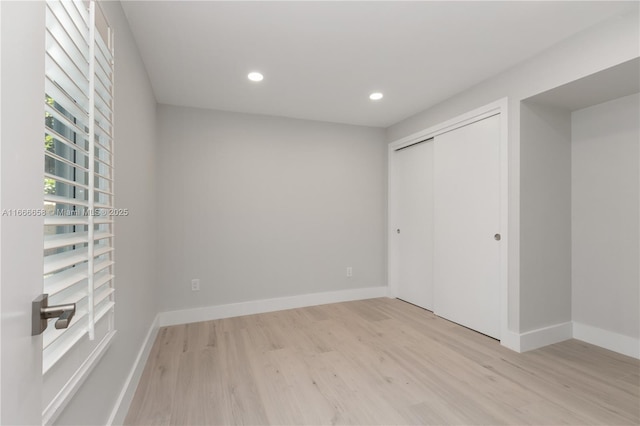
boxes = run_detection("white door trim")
[388,97,512,350]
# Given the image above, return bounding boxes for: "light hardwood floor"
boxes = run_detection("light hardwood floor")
[125,298,640,425]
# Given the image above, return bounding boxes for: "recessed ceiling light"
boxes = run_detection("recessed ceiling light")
[369,92,383,101]
[248,72,264,82]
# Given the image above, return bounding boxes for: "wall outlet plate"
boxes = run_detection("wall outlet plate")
[191,279,200,291]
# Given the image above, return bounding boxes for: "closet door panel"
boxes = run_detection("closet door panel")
[433,114,501,338]
[395,141,434,310]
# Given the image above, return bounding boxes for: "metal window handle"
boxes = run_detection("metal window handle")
[32,294,76,336]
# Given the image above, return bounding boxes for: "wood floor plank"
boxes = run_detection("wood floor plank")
[169,349,211,425]
[126,298,640,425]
[125,326,184,425]
[219,327,270,425]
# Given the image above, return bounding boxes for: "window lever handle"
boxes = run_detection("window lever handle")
[32,294,76,335]
[42,304,76,329]
[54,308,75,329]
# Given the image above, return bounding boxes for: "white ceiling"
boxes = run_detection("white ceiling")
[121,1,638,128]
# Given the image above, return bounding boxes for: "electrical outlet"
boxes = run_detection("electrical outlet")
[191,279,200,291]
[346,267,353,278]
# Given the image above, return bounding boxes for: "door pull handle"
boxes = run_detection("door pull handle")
[32,294,76,336]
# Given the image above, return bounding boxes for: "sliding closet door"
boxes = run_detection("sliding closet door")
[394,141,434,310]
[433,114,501,338]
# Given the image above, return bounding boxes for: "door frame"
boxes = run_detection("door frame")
[387,97,512,349]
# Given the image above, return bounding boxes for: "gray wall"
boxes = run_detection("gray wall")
[156,105,387,312]
[519,102,572,331]
[54,2,159,424]
[386,11,639,334]
[572,93,640,339]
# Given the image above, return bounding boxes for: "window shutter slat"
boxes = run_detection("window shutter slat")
[44,230,111,251]
[44,194,89,208]
[92,245,113,258]
[44,128,89,157]
[94,285,114,306]
[45,151,89,175]
[44,103,89,138]
[94,301,115,325]
[45,6,89,74]
[44,48,89,108]
[66,0,89,28]
[44,172,89,191]
[94,76,111,105]
[94,260,114,275]
[94,47,111,84]
[94,274,114,291]
[94,156,113,169]
[94,101,112,128]
[44,215,89,227]
[94,119,112,141]
[45,79,89,128]
[95,30,112,63]
[51,0,89,44]
[94,64,112,94]
[44,265,88,296]
[43,249,89,275]
[93,187,113,197]
[49,282,88,308]
[44,231,89,250]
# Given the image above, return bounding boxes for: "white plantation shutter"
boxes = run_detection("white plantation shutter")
[43,0,115,422]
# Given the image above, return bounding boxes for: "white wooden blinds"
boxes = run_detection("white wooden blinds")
[43,0,115,378]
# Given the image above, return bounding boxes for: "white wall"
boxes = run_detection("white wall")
[53,2,159,425]
[519,102,572,332]
[157,105,387,312]
[572,93,639,340]
[386,11,639,336]
[0,2,46,424]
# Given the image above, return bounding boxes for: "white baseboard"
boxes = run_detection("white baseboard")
[158,286,390,327]
[107,314,160,426]
[518,321,573,352]
[573,322,640,359]
[499,330,522,352]
[513,321,639,359]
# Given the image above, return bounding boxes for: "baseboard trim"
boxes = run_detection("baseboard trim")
[573,322,640,359]
[158,286,390,327]
[107,314,160,426]
[499,330,522,352]
[518,321,573,352]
